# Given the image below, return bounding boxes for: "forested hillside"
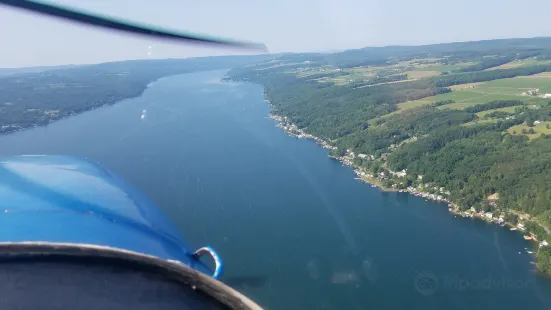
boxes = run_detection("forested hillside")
[0,55,271,134]
[226,37,551,275]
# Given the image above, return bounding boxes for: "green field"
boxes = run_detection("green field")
[461,118,498,126]
[300,60,478,86]
[438,94,534,110]
[397,91,484,110]
[396,74,551,112]
[412,62,477,72]
[473,76,551,94]
[294,66,338,77]
[520,59,551,66]
[255,62,299,71]
[317,77,350,85]
[323,66,407,85]
[508,121,551,139]
[487,59,551,70]
[476,105,523,117]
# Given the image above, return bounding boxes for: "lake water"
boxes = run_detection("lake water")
[1,70,551,310]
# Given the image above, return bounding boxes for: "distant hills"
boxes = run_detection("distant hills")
[226,36,551,275]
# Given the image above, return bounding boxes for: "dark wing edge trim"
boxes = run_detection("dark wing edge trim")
[0,0,268,51]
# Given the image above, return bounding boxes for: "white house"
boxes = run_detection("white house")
[396,170,407,177]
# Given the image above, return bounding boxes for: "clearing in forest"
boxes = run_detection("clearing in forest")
[508,121,551,139]
[485,59,551,71]
[404,71,440,79]
[475,105,523,117]
[449,82,485,91]
[396,74,551,113]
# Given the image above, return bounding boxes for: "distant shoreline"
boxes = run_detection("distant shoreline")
[263,94,549,272]
[0,86,152,136]
[0,73,187,136]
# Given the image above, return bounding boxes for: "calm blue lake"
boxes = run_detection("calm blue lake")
[0,70,550,310]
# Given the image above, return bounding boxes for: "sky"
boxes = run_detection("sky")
[1,0,551,67]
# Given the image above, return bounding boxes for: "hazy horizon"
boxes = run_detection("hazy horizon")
[1,0,551,68]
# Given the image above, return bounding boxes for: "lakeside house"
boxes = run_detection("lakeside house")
[389,169,407,178]
[274,112,550,258]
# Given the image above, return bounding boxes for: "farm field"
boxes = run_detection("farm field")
[404,71,440,79]
[486,59,551,70]
[396,73,551,112]
[507,121,551,139]
[438,94,540,110]
[397,91,485,110]
[413,62,477,72]
[461,118,498,126]
[476,105,523,117]
[302,59,475,86]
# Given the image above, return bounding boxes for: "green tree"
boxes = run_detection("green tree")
[227,45,551,276]
[481,203,493,213]
[537,247,551,275]
[504,213,518,225]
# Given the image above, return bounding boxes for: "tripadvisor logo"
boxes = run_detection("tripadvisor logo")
[414,271,531,296]
[414,271,439,296]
